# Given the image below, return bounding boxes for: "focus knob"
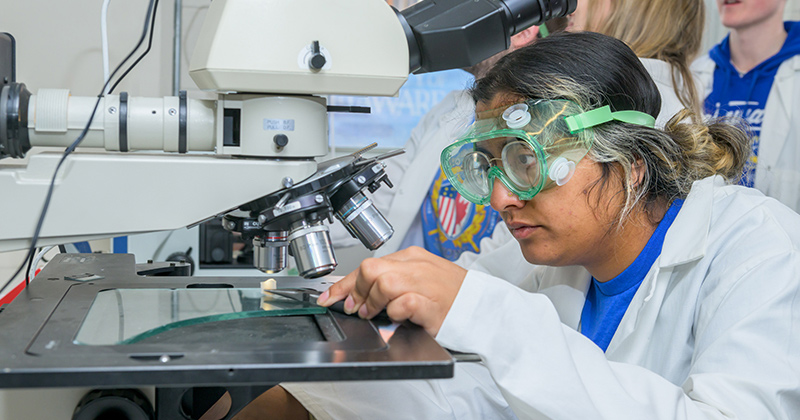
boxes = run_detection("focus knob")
[72,389,154,420]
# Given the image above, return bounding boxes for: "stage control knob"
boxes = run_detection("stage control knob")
[72,389,154,420]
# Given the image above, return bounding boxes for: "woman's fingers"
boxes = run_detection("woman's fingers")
[318,247,467,335]
[316,269,356,307]
[317,257,388,314]
[386,292,448,337]
[357,265,410,318]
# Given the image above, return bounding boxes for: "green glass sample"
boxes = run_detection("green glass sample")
[74,288,326,345]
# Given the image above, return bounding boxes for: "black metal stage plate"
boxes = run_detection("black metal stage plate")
[0,253,454,389]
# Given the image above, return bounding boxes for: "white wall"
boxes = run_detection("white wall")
[0,0,217,95]
[3,0,170,96]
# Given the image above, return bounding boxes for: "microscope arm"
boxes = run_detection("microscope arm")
[0,92,326,253]
[0,152,317,253]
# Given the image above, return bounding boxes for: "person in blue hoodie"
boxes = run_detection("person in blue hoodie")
[694,0,800,212]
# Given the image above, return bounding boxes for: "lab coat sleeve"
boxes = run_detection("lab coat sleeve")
[436,253,800,420]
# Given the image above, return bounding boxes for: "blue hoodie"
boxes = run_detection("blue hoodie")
[704,21,800,187]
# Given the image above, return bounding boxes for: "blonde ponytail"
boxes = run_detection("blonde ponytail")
[664,110,751,183]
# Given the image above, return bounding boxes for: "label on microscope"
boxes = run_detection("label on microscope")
[264,119,295,131]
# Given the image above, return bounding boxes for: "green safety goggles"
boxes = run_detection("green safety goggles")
[440,99,656,205]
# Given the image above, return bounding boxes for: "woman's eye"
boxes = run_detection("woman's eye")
[516,154,536,166]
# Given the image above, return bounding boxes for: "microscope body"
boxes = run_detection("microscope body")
[0,0,576,277]
[0,0,576,417]
[0,0,411,276]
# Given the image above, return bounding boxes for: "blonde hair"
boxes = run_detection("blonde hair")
[586,0,705,116]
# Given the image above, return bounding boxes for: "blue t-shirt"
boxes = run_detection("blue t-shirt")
[419,168,501,261]
[580,199,684,351]
[704,21,800,187]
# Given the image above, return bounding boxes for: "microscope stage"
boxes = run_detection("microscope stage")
[0,253,453,389]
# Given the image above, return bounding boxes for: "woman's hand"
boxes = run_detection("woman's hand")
[316,246,467,337]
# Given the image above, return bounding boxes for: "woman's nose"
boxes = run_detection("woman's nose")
[489,178,525,212]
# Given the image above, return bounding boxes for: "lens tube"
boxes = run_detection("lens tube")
[335,192,394,250]
[288,221,337,278]
[253,232,288,274]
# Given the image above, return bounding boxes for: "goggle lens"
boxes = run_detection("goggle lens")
[441,99,655,204]
[441,99,614,204]
[501,140,542,190]
[461,151,492,197]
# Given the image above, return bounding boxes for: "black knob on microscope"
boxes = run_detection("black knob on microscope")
[274,134,289,148]
[72,389,154,420]
[309,40,326,70]
[166,248,195,276]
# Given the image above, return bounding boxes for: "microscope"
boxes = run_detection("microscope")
[0,1,575,418]
[0,0,574,278]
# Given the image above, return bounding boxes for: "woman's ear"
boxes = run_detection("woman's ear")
[510,26,540,50]
[630,158,646,189]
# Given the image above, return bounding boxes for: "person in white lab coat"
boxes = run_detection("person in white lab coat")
[290,31,800,419]
[692,0,800,212]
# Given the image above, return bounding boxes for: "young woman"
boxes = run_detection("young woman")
[568,0,705,121]
[242,32,800,420]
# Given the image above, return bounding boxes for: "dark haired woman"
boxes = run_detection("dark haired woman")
[249,31,800,420]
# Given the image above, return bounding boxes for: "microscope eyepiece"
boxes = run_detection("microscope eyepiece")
[397,0,577,73]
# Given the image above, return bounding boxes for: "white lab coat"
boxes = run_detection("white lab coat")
[328,89,510,267]
[693,54,800,213]
[438,175,800,419]
[372,89,474,256]
[286,176,800,419]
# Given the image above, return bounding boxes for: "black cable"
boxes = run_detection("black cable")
[108,0,160,94]
[0,0,158,298]
[24,251,34,287]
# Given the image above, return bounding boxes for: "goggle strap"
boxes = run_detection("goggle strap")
[613,110,657,128]
[564,105,656,133]
[539,24,550,38]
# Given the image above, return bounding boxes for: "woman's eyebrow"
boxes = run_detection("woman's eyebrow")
[475,137,514,160]
[474,144,494,158]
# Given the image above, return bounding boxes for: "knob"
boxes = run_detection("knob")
[72,389,154,420]
[274,134,289,148]
[309,40,326,70]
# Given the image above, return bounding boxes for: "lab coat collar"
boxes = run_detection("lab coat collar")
[603,177,718,358]
[775,56,800,115]
[541,177,718,332]
[754,55,800,189]
[657,176,717,268]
